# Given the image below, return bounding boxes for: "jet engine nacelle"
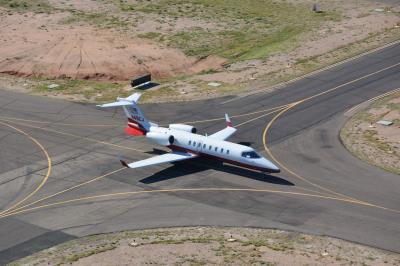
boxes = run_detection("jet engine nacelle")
[169,124,197,134]
[146,132,174,146]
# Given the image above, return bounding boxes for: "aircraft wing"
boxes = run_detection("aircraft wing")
[120,151,197,169]
[209,127,237,140]
[209,114,237,140]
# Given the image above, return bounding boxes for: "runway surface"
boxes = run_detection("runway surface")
[0,42,399,263]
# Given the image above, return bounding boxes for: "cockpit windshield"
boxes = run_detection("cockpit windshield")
[241,151,261,159]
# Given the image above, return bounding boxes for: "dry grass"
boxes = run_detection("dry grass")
[8,227,400,266]
[341,92,400,175]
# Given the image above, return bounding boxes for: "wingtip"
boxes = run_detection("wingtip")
[120,160,129,168]
[225,113,233,127]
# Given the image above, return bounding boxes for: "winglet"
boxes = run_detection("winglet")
[118,156,130,168]
[120,160,129,168]
[225,113,233,127]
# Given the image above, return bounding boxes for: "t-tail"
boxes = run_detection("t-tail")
[97,93,157,136]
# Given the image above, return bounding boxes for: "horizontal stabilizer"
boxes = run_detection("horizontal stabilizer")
[97,101,132,108]
[125,93,142,102]
[97,93,142,108]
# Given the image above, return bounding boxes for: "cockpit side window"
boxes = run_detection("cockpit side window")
[241,151,261,159]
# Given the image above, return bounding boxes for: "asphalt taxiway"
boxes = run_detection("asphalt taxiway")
[0,42,399,263]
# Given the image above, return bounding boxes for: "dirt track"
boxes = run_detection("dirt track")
[0,10,225,81]
[0,0,398,102]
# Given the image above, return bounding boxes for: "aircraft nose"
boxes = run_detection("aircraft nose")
[261,158,280,173]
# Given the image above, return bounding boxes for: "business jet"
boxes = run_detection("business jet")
[98,93,280,173]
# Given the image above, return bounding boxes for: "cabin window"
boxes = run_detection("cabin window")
[188,140,191,145]
[227,150,230,154]
[221,148,224,153]
[203,144,206,149]
[209,145,212,150]
[198,143,201,147]
[193,141,196,146]
[241,151,261,159]
[215,147,218,152]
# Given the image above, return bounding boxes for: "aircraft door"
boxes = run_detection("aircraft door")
[196,140,203,153]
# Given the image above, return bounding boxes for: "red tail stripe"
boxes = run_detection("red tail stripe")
[125,126,145,136]
[127,117,146,131]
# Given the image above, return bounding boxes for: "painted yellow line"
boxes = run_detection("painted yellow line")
[0,116,121,127]
[222,39,400,104]
[235,106,287,127]
[298,62,400,105]
[180,104,291,125]
[0,160,327,218]
[0,103,290,128]
[0,118,146,153]
[0,121,52,215]
[0,106,287,154]
[1,187,399,220]
[262,104,364,202]
[262,62,400,208]
[0,167,126,218]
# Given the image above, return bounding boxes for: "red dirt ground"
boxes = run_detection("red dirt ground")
[0,10,226,81]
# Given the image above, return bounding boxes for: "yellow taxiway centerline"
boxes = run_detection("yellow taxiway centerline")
[0,121,52,215]
[0,167,126,218]
[262,62,400,208]
[0,118,146,153]
[181,104,291,125]
[1,186,399,220]
[0,116,121,127]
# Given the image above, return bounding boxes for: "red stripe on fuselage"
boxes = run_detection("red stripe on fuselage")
[168,145,278,173]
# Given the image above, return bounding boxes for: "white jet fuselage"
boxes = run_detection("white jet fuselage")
[98,92,280,173]
[147,126,280,173]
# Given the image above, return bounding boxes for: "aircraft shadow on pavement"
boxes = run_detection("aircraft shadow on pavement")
[145,148,169,155]
[237,141,253,147]
[140,157,294,186]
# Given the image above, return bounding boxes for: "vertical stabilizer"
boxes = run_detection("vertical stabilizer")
[97,93,156,136]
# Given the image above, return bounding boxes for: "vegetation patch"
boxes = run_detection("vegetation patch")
[340,91,400,174]
[253,27,400,92]
[33,78,126,102]
[130,0,340,61]
[0,0,54,13]
[9,227,400,266]
[61,10,130,30]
